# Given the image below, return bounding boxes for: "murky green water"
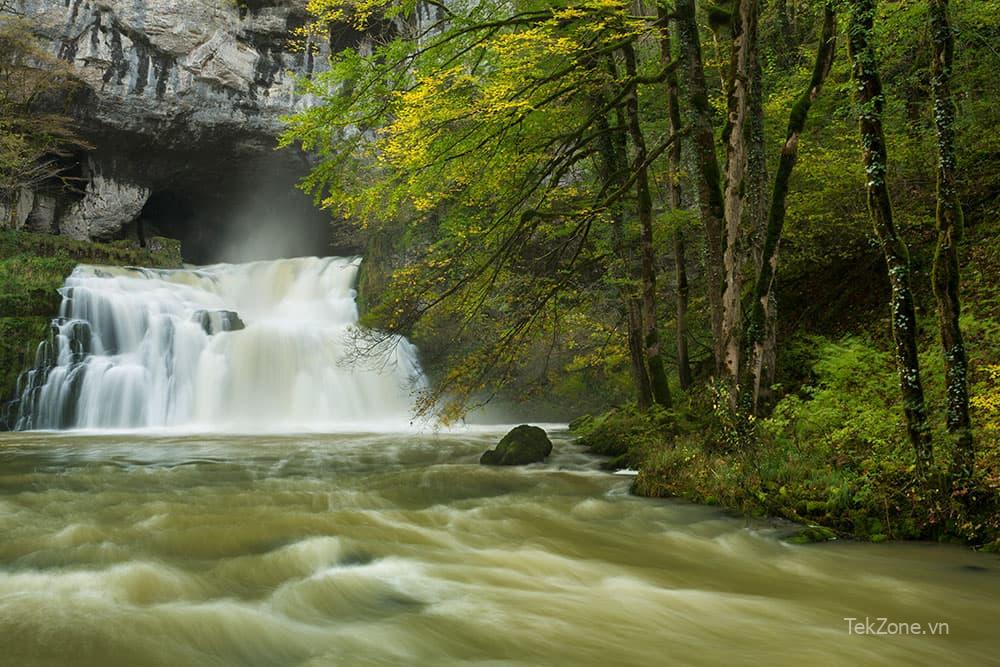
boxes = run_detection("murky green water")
[0,430,997,666]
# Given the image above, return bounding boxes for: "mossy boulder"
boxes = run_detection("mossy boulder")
[480,425,553,465]
[785,525,838,544]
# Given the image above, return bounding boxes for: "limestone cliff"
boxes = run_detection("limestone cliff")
[21,0,329,141]
[10,0,354,253]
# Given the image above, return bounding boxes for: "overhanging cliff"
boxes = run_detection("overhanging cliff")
[9,0,373,260]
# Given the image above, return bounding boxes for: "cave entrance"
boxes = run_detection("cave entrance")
[131,166,345,265]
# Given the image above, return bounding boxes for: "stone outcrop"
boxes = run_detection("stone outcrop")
[20,0,330,140]
[60,171,150,241]
[11,0,352,246]
[192,309,246,335]
[480,425,554,466]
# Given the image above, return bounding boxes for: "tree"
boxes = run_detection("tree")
[657,14,693,390]
[675,0,726,375]
[847,0,932,474]
[719,0,765,406]
[747,3,837,413]
[285,0,681,419]
[928,0,973,484]
[623,41,671,408]
[0,13,87,226]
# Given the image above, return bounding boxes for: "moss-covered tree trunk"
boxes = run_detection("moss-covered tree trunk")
[721,0,748,398]
[929,0,973,483]
[748,4,837,413]
[624,43,672,408]
[742,16,768,407]
[721,0,766,405]
[676,0,727,374]
[659,15,693,390]
[590,58,654,409]
[848,0,933,474]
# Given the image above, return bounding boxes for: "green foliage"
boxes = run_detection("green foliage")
[629,317,1000,545]
[0,15,89,219]
[0,316,50,413]
[774,0,1000,289]
[285,0,1000,543]
[284,0,682,421]
[571,403,677,468]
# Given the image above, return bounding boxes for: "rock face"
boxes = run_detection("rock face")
[9,0,368,251]
[60,172,151,241]
[192,309,246,335]
[480,425,554,466]
[21,0,330,140]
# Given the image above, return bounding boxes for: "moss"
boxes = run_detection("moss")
[573,405,676,469]
[785,525,838,544]
[568,413,594,432]
[0,231,181,405]
[0,316,51,409]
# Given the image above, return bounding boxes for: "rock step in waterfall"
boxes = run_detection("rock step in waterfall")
[7,257,426,431]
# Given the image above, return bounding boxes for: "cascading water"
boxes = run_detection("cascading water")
[8,257,426,431]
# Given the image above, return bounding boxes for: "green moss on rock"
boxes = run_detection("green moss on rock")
[785,525,839,544]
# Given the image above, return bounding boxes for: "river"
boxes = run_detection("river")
[1,429,997,666]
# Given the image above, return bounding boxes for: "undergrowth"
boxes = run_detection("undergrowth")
[573,322,1000,548]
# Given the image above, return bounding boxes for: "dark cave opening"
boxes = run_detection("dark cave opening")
[122,152,356,265]
[133,179,338,265]
[82,125,359,265]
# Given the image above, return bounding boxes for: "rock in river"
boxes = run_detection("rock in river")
[480,425,553,466]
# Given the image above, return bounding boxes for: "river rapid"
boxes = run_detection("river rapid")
[0,430,997,666]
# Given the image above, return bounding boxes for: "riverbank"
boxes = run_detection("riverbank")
[569,214,1000,550]
[0,231,181,405]
[571,331,1000,549]
[571,317,1000,551]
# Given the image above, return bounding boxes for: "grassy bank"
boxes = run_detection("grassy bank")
[0,231,182,404]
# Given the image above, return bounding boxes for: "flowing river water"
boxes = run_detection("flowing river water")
[2,257,999,664]
[1,429,998,666]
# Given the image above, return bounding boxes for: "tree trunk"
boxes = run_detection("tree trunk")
[623,43,672,408]
[721,0,748,399]
[659,12,693,391]
[627,299,654,409]
[743,46,768,404]
[591,58,653,409]
[848,0,933,474]
[720,0,765,405]
[929,0,973,483]
[748,4,837,413]
[774,0,795,68]
[675,0,727,375]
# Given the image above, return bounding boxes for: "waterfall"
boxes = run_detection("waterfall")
[8,257,426,431]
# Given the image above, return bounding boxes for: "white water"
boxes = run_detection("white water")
[11,257,426,431]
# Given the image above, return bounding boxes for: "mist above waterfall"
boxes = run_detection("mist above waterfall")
[12,258,426,432]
